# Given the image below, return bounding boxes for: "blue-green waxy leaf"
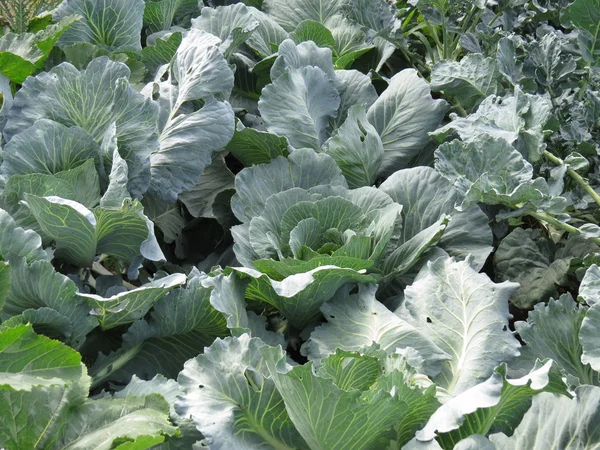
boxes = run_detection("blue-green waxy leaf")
[3,258,98,348]
[417,361,567,446]
[430,55,502,110]
[80,273,186,330]
[513,294,598,387]
[432,89,553,163]
[263,0,351,31]
[1,119,101,178]
[489,385,600,449]
[0,208,48,263]
[148,29,235,203]
[561,0,600,63]
[176,335,307,450]
[399,257,521,395]
[323,104,383,188]
[304,284,450,377]
[144,0,199,32]
[90,270,229,385]
[260,343,408,450]
[54,0,145,51]
[259,66,341,150]
[231,148,347,223]
[379,166,493,272]
[270,39,336,82]
[193,3,288,58]
[3,57,160,198]
[24,195,164,267]
[366,69,449,177]
[333,69,378,129]
[434,135,560,211]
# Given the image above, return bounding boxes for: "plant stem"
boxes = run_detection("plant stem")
[528,211,600,245]
[544,150,600,208]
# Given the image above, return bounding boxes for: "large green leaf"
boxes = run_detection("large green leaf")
[235,262,375,329]
[430,55,502,111]
[90,270,228,385]
[323,104,383,188]
[366,69,448,176]
[225,122,289,166]
[2,159,101,234]
[263,0,351,31]
[270,39,336,82]
[580,265,600,374]
[379,166,493,271]
[0,325,177,450]
[176,335,307,450]
[3,57,160,198]
[513,294,598,386]
[1,119,101,177]
[490,385,600,449]
[3,258,98,348]
[332,69,378,128]
[304,284,450,377]
[55,0,145,51]
[231,148,347,223]
[399,257,521,394]
[0,324,90,449]
[259,66,340,150]
[148,29,235,203]
[144,0,199,32]
[25,195,164,267]
[81,273,186,329]
[417,361,567,448]
[261,344,410,450]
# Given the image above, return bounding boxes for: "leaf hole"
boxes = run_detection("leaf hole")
[426,317,432,323]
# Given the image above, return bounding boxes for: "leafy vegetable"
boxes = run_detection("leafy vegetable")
[1,0,600,448]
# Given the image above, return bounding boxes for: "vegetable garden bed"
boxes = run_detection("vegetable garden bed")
[1,0,600,448]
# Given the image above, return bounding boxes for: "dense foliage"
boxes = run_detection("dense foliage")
[1,0,600,448]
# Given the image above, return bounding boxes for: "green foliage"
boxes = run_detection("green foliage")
[1,0,600,448]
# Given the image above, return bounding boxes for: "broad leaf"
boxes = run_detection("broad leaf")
[81,273,186,329]
[25,195,165,267]
[55,0,145,51]
[176,335,306,450]
[513,294,598,386]
[379,166,493,272]
[490,385,600,449]
[144,0,199,32]
[430,55,502,110]
[304,284,450,377]
[366,69,448,176]
[259,66,340,150]
[561,0,600,63]
[399,257,521,394]
[90,270,228,385]
[3,258,98,348]
[3,57,160,198]
[323,104,383,188]
[148,29,235,202]
[231,148,347,223]
[225,122,289,166]
[263,0,351,32]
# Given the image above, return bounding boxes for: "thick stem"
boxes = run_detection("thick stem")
[528,211,600,246]
[544,151,600,208]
